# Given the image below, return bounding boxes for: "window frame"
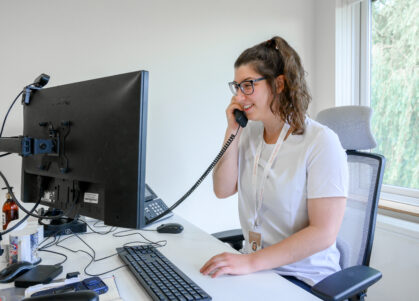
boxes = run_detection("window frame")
[336,0,419,207]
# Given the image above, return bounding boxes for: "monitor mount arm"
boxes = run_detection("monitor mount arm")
[0,132,57,157]
[0,121,71,173]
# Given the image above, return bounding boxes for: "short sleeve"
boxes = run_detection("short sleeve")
[306,128,348,199]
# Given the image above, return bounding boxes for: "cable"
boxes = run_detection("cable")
[38,249,68,266]
[93,220,107,228]
[0,78,46,138]
[0,198,41,236]
[148,125,241,224]
[38,234,59,249]
[112,229,167,248]
[77,218,117,235]
[0,174,43,237]
[0,153,11,158]
[54,230,128,277]
[0,90,23,137]
[34,191,78,220]
[36,217,166,277]
[0,171,79,220]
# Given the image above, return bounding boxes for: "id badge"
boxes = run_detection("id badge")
[248,230,262,252]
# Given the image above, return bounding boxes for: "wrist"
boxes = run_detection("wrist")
[246,252,260,273]
[227,126,238,135]
[226,125,242,137]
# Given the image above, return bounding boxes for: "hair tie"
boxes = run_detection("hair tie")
[266,38,279,50]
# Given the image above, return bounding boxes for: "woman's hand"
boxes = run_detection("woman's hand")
[226,97,243,133]
[200,252,255,278]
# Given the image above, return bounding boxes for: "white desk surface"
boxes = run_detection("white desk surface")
[1,215,319,300]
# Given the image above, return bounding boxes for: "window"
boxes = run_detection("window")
[370,0,418,205]
[336,0,418,206]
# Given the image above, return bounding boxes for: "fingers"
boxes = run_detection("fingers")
[200,253,254,278]
[226,100,244,130]
[200,253,226,275]
[230,96,240,105]
[200,253,236,278]
[226,102,242,116]
[212,266,231,278]
[228,97,242,110]
[201,262,226,278]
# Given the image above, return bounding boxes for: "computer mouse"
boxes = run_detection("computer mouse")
[0,261,34,283]
[157,223,184,234]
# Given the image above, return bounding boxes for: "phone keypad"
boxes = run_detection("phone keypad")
[144,198,169,221]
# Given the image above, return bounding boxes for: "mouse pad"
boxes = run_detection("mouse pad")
[14,265,63,288]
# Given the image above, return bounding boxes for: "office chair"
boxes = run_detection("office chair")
[212,106,386,301]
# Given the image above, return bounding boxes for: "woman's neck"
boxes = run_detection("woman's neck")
[262,116,285,144]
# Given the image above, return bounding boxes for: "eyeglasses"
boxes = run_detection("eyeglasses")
[228,77,266,96]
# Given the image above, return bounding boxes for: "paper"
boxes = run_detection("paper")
[100,276,123,301]
[0,286,26,301]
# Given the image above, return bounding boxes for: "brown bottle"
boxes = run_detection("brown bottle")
[2,187,19,230]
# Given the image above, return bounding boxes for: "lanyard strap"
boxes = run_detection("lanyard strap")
[252,123,290,228]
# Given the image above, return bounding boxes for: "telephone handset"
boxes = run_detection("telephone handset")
[147,108,247,225]
[233,109,248,128]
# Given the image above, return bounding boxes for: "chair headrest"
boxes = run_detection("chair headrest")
[316,106,376,150]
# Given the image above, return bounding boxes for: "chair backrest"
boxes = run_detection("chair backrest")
[316,106,385,269]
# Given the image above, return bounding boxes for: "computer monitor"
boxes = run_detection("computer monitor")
[21,70,150,229]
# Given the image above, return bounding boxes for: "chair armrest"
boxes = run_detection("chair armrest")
[212,229,244,251]
[212,229,244,242]
[311,265,382,301]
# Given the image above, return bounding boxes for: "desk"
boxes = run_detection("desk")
[0,215,319,300]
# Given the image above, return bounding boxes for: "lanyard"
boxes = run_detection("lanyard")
[251,123,290,228]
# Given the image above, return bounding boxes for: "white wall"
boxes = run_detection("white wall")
[0,0,317,233]
[369,216,419,301]
[312,0,336,115]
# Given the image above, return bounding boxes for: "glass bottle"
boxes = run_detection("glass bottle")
[2,187,19,230]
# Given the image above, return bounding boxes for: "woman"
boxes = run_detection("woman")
[200,36,348,289]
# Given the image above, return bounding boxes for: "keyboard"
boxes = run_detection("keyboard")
[117,245,212,301]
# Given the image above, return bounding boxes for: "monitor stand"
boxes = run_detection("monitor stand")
[38,208,87,237]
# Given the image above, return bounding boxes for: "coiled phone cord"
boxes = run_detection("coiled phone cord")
[147,126,241,225]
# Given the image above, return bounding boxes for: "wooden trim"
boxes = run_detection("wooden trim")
[379,199,419,217]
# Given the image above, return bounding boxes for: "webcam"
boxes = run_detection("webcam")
[22,73,50,104]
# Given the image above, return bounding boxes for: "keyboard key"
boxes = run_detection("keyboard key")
[183,294,194,301]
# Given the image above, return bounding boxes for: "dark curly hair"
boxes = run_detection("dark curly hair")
[235,36,311,135]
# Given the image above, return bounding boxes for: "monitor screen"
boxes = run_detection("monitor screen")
[21,70,149,229]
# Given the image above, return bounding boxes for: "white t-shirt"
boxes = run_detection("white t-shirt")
[238,117,348,286]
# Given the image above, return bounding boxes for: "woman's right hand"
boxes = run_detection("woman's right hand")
[226,97,244,132]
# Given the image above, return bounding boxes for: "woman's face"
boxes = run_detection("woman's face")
[233,64,274,122]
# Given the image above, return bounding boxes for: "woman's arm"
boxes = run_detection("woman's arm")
[212,98,243,198]
[200,196,346,277]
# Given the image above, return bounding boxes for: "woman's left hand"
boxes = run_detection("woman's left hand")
[200,252,255,278]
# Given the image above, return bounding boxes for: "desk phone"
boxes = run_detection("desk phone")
[144,184,172,224]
